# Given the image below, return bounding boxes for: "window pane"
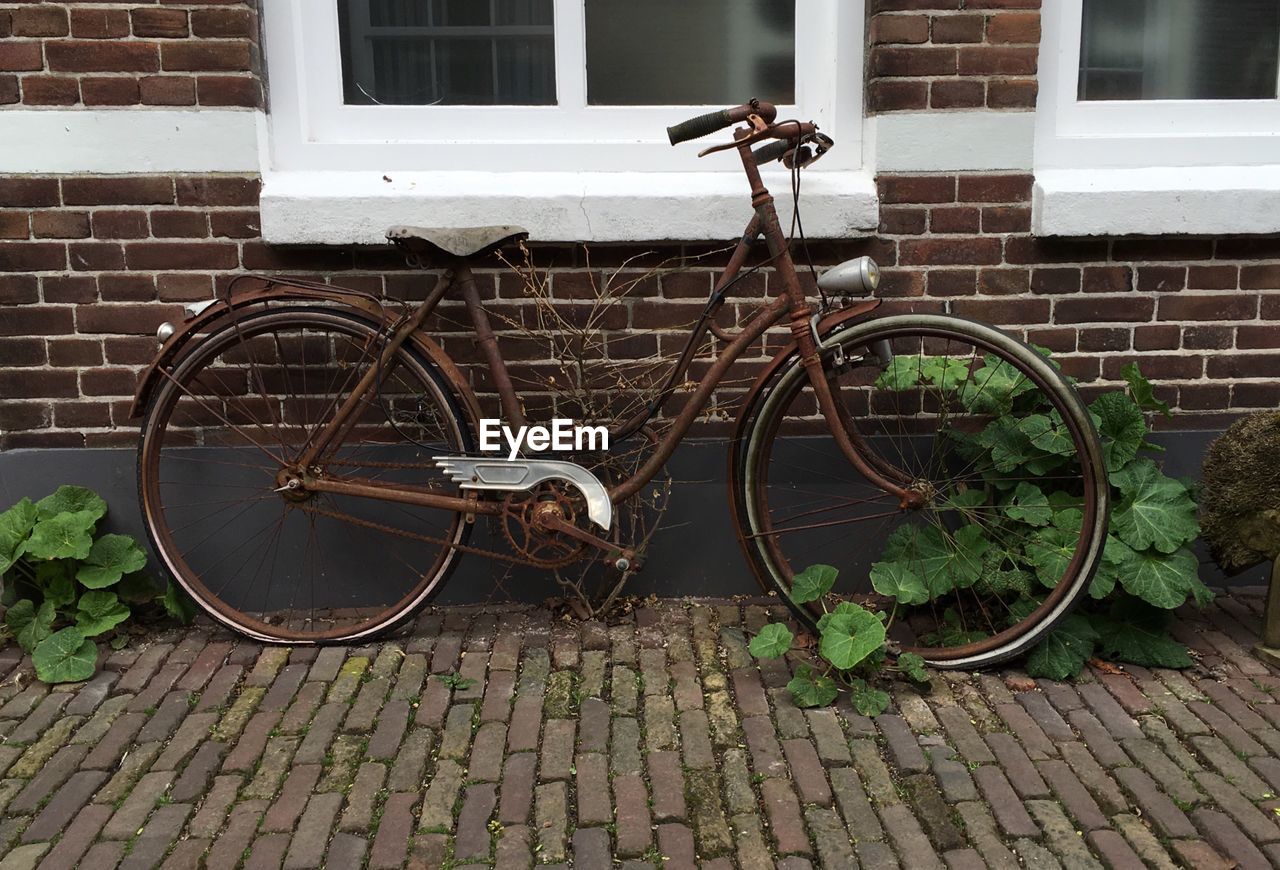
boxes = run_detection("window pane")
[1079,0,1279,101]
[338,0,556,105]
[585,0,795,106]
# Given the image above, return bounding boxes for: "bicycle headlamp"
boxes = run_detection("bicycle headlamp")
[817,256,881,296]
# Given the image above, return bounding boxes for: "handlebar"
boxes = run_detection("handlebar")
[751,139,796,165]
[666,101,777,145]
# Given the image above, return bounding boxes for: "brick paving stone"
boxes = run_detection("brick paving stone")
[1085,829,1145,870]
[326,833,368,868]
[1192,734,1274,800]
[1013,838,1065,869]
[984,731,1050,797]
[973,766,1039,838]
[169,739,227,802]
[610,716,643,775]
[805,708,851,764]
[782,737,832,806]
[117,802,191,870]
[1192,807,1273,870]
[369,792,417,870]
[276,681,325,734]
[193,664,242,713]
[1027,799,1104,870]
[880,802,945,870]
[613,773,652,857]
[879,713,930,773]
[102,770,173,841]
[936,705,996,764]
[647,749,687,821]
[761,777,811,856]
[160,837,209,869]
[1036,759,1108,831]
[0,844,48,869]
[830,766,884,841]
[1189,700,1267,755]
[929,749,978,802]
[10,744,87,813]
[1113,766,1196,838]
[261,763,322,832]
[1018,690,1076,742]
[387,728,431,792]
[535,782,568,863]
[341,763,386,832]
[418,759,464,832]
[686,770,734,858]
[496,752,536,825]
[188,775,243,838]
[679,709,715,770]
[574,752,611,826]
[454,783,498,861]
[29,802,110,869]
[539,718,574,780]
[994,702,1056,759]
[19,769,105,843]
[656,823,695,869]
[905,772,966,851]
[731,813,774,870]
[204,799,267,870]
[6,694,69,745]
[243,833,289,870]
[1111,813,1179,870]
[243,735,298,800]
[1194,771,1280,843]
[480,668,516,722]
[1170,838,1236,870]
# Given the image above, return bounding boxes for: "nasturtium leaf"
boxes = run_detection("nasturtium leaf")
[0,498,38,575]
[5,599,55,653]
[1112,459,1199,554]
[876,356,926,391]
[920,356,971,391]
[790,564,838,605]
[881,524,989,599]
[960,356,1034,414]
[1024,525,1078,589]
[1025,614,1099,681]
[870,561,929,606]
[75,590,131,638]
[1005,482,1052,527]
[1091,392,1147,471]
[977,418,1034,473]
[75,534,147,589]
[847,678,891,717]
[22,511,97,561]
[1018,414,1074,457]
[33,627,98,684]
[1095,597,1192,668]
[158,582,197,625]
[749,623,793,660]
[35,486,107,524]
[1121,363,1171,418]
[787,666,839,708]
[1114,544,1201,610]
[818,603,887,671]
[897,652,930,686]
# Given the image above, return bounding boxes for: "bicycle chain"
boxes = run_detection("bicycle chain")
[298,503,534,566]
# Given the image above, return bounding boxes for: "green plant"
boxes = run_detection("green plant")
[749,565,930,715]
[438,672,475,691]
[0,485,195,683]
[750,363,1209,703]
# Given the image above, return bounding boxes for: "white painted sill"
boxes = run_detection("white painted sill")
[1033,166,1280,237]
[258,169,880,245]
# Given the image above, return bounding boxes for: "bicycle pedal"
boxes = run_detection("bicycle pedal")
[432,456,613,531]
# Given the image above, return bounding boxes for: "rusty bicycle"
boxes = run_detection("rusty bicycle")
[133,100,1108,668]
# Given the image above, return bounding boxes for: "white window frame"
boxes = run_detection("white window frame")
[1033,0,1280,235]
[259,0,876,243]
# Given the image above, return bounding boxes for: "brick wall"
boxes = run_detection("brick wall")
[1,0,1279,450]
[0,1,259,108]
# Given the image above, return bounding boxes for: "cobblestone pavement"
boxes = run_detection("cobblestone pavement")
[1,590,1280,869]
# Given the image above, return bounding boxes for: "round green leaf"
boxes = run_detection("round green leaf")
[847,678,890,717]
[870,561,929,606]
[5,598,55,653]
[0,498,38,575]
[791,565,838,605]
[21,511,97,561]
[1024,614,1099,681]
[1113,544,1200,610]
[1112,459,1199,554]
[75,590,131,638]
[818,602,887,671]
[897,652,930,686]
[1005,482,1052,528]
[748,623,793,660]
[1096,598,1192,668]
[787,667,839,708]
[33,627,98,684]
[159,582,197,625]
[75,534,148,589]
[35,487,107,523]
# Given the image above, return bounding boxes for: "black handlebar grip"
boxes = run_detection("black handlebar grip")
[752,139,795,165]
[667,109,734,145]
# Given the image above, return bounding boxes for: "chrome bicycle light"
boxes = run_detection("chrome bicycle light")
[817,256,880,296]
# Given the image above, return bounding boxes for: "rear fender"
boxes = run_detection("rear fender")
[129,275,480,426]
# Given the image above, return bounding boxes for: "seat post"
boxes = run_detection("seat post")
[456,261,526,429]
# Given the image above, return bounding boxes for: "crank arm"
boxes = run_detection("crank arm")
[537,513,637,571]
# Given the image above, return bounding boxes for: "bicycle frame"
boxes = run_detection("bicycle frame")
[294,128,915,527]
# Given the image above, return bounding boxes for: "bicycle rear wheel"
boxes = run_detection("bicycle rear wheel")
[732,315,1109,669]
[138,306,473,643]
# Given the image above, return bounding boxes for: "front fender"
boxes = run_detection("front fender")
[129,275,481,426]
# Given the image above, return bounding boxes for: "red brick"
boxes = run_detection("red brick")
[1187,265,1239,290]
[69,8,129,39]
[1183,325,1233,350]
[77,303,182,335]
[931,14,985,43]
[157,274,214,301]
[161,42,251,72]
[1113,238,1214,261]
[150,210,208,238]
[68,241,124,271]
[1238,325,1280,349]
[881,175,955,204]
[176,177,260,207]
[900,238,1002,266]
[81,77,140,106]
[11,6,68,37]
[190,8,256,40]
[928,269,977,296]
[64,177,174,206]
[979,268,1029,295]
[1132,324,1180,351]
[0,242,66,271]
[0,338,46,366]
[92,209,150,239]
[1078,328,1130,352]
[1208,354,1280,380]
[879,206,927,235]
[869,79,928,112]
[20,75,78,105]
[1005,237,1107,264]
[958,174,1032,203]
[1082,266,1133,293]
[131,8,189,39]
[32,211,91,239]
[982,206,1031,234]
[873,46,957,77]
[930,206,980,233]
[0,75,18,105]
[1030,268,1080,294]
[0,402,49,430]
[988,79,1038,108]
[0,43,44,72]
[1218,238,1280,259]
[0,370,78,398]
[0,274,38,303]
[43,275,97,303]
[987,12,1041,43]
[1,306,74,337]
[959,46,1038,75]
[0,10,8,39]
[1024,326,1075,352]
[1136,267,1186,294]
[1241,265,1280,290]
[99,274,156,301]
[952,297,1049,324]
[124,241,239,270]
[196,75,259,107]
[140,75,196,106]
[875,0,963,9]
[210,210,260,238]
[931,79,985,108]
[1158,295,1257,321]
[1054,296,1154,323]
[1181,384,1232,410]
[47,41,160,73]
[0,211,28,240]
[871,14,930,44]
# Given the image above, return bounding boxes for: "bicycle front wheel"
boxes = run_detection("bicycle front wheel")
[138,306,474,643]
[732,314,1109,669]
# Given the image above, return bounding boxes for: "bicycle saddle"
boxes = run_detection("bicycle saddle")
[386,225,529,261]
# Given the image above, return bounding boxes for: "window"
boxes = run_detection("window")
[1033,0,1280,235]
[260,0,872,243]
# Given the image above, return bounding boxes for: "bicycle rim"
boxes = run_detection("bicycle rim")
[734,314,1109,669]
[138,306,472,643]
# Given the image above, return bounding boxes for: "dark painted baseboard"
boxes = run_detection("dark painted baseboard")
[0,432,1260,604]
